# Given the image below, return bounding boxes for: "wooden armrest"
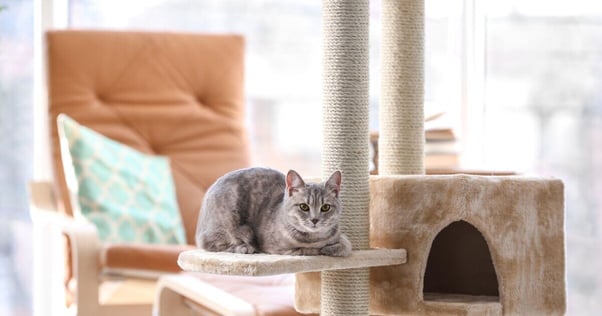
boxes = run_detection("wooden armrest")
[29,181,102,315]
[29,181,59,215]
[155,274,255,316]
[29,181,101,260]
[66,220,101,316]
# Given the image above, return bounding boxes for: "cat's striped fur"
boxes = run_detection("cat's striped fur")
[195,167,351,256]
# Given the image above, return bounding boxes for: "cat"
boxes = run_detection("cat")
[195,167,352,257]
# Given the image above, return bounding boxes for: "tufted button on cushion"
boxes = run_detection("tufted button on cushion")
[47,30,250,244]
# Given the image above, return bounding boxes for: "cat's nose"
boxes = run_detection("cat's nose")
[311,219,319,225]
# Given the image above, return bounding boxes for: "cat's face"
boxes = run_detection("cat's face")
[283,170,342,233]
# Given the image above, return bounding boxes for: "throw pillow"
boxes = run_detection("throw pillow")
[57,114,187,245]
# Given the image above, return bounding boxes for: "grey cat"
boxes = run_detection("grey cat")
[196,167,351,257]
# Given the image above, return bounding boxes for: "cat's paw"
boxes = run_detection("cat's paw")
[320,234,352,257]
[229,243,256,254]
[281,248,320,256]
[300,248,321,256]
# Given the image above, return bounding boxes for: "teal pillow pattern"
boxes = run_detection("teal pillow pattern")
[57,114,187,245]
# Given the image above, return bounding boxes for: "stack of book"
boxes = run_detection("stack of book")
[369,112,460,174]
[425,126,459,169]
[424,112,459,170]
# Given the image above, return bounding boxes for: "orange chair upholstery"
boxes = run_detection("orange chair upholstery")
[48,30,250,242]
[42,30,305,315]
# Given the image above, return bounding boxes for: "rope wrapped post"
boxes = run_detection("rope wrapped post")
[380,0,425,175]
[321,0,370,315]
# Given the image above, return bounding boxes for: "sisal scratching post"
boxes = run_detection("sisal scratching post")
[379,0,425,175]
[321,0,370,315]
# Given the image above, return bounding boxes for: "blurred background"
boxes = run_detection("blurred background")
[0,0,600,315]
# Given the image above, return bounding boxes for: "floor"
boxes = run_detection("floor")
[0,253,32,316]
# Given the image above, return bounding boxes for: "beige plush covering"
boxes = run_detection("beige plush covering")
[177,249,406,276]
[295,175,565,315]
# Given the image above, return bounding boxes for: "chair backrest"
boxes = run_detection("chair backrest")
[47,30,250,244]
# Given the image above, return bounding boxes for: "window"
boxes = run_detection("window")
[480,1,602,314]
[0,0,34,314]
[0,0,34,248]
[14,1,600,315]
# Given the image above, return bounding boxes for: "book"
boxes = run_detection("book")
[426,128,456,142]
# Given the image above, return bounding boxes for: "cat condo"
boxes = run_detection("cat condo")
[168,0,566,315]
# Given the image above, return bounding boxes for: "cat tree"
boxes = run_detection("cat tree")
[172,0,566,315]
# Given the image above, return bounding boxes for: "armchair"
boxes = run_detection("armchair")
[31,30,303,316]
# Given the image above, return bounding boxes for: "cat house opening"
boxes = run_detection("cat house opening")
[423,220,500,303]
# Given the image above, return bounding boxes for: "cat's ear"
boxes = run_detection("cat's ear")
[286,170,305,196]
[325,170,342,197]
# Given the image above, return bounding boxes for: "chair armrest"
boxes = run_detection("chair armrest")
[29,181,102,316]
[29,181,60,214]
[64,219,101,316]
[155,274,255,316]
[29,181,101,270]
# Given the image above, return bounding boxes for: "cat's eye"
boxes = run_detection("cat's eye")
[321,204,331,212]
[299,203,310,212]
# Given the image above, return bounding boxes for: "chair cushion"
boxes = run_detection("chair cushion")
[101,243,195,272]
[100,246,312,315]
[58,114,187,244]
[188,274,314,316]
[99,278,157,306]
[47,31,250,243]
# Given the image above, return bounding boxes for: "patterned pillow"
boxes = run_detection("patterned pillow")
[57,114,187,245]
